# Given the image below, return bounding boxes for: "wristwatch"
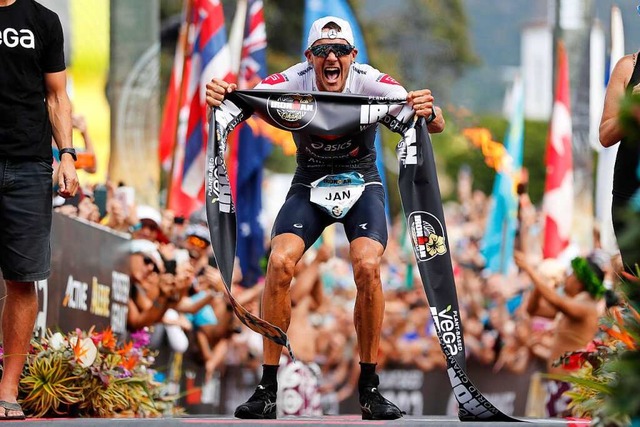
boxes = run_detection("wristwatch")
[59,147,77,161]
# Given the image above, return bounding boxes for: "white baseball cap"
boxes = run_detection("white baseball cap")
[136,205,162,227]
[307,16,355,49]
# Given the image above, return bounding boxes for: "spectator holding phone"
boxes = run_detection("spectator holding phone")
[127,240,194,353]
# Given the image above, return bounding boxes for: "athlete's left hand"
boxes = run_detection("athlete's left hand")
[407,89,445,133]
[407,89,435,119]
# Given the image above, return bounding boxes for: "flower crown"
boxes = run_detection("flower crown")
[571,257,606,299]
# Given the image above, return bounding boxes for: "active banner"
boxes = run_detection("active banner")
[206,89,520,422]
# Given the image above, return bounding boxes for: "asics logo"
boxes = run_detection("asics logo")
[263,401,276,414]
[359,223,368,230]
[0,28,35,49]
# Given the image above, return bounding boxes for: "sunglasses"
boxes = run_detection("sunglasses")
[309,43,354,58]
[187,235,210,249]
[142,256,160,274]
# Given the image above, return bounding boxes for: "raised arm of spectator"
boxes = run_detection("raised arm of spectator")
[204,336,229,381]
[128,292,172,330]
[523,284,557,319]
[72,113,97,173]
[515,251,590,320]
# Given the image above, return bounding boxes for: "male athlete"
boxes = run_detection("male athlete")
[206,16,444,420]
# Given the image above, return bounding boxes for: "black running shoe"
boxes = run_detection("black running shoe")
[359,386,404,420]
[234,384,277,419]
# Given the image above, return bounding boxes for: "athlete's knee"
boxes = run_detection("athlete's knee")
[267,250,297,282]
[352,255,381,287]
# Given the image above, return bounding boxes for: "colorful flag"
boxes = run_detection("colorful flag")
[236,0,272,286]
[159,1,190,174]
[595,5,624,255]
[166,0,234,216]
[481,75,524,274]
[542,41,573,259]
[303,0,390,217]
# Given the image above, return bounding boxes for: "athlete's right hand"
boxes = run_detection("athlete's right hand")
[206,78,237,107]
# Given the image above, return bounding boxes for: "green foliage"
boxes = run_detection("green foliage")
[263,0,304,71]
[369,0,479,102]
[548,269,640,426]
[4,328,180,418]
[264,144,297,173]
[430,111,549,205]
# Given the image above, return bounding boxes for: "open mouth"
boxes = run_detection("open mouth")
[324,67,340,83]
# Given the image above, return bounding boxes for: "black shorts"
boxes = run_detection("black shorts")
[271,183,388,250]
[0,158,53,282]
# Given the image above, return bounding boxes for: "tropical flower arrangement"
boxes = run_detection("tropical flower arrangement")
[0,327,180,418]
[549,273,640,427]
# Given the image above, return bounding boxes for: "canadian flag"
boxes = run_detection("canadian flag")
[542,41,573,259]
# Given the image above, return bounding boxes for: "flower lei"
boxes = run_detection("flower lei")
[571,257,606,299]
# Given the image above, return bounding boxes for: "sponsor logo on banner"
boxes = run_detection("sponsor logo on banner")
[267,94,317,130]
[447,366,495,419]
[90,277,110,317]
[34,280,48,339]
[379,369,425,416]
[430,305,463,356]
[360,104,411,133]
[62,275,89,311]
[408,211,447,262]
[110,271,130,335]
[207,134,233,214]
[397,128,417,165]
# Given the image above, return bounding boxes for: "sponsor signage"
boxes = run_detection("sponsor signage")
[0,214,132,336]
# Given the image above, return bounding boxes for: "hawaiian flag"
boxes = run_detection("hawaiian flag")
[159,2,188,174]
[166,0,234,216]
[236,0,272,286]
[542,41,573,259]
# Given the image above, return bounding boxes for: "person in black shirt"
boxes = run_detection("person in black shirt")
[600,51,640,272]
[0,0,78,419]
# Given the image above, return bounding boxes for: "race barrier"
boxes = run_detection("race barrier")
[173,359,544,416]
[0,213,544,416]
[0,213,131,339]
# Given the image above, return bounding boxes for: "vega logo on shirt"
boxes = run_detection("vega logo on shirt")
[0,28,35,49]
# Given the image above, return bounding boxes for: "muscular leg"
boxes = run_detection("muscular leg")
[0,281,37,407]
[350,237,385,363]
[262,233,306,365]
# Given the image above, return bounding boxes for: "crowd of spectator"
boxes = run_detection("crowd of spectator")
[52,160,625,416]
